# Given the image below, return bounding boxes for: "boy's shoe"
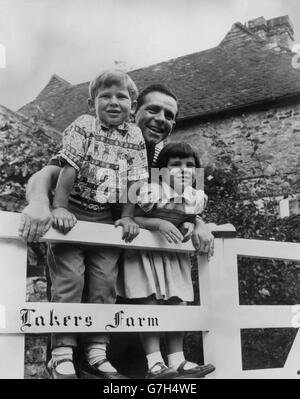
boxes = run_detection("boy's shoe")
[79,359,129,379]
[146,362,179,379]
[174,361,215,379]
[45,359,78,379]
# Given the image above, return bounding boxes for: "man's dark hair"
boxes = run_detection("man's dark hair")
[136,84,179,114]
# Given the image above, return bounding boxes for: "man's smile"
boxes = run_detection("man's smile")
[147,125,163,134]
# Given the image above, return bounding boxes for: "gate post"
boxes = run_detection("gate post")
[0,239,27,379]
[199,230,242,378]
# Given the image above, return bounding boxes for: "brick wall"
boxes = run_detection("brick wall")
[171,98,300,198]
[25,278,48,379]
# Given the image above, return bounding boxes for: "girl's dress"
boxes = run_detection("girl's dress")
[117,182,207,302]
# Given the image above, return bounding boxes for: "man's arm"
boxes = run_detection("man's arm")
[52,165,77,234]
[192,216,214,258]
[19,165,61,242]
[26,164,60,202]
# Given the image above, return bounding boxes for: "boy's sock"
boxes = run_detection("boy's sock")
[85,343,116,372]
[168,351,198,370]
[51,346,75,375]
[146,351,166,372]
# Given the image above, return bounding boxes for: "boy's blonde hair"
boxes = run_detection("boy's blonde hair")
[89,70,139,102]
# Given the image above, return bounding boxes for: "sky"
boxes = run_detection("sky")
[0,0,299,110]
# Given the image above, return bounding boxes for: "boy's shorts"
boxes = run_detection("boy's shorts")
[47,205,122,348]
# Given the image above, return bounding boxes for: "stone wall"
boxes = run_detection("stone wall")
[25,277,48,379]
[170,97,300,199]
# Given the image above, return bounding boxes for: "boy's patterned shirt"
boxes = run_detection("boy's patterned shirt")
[56,114,148,209]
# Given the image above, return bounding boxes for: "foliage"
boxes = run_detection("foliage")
[1,118,300,373]
[241,328,297,370]
[0,118,60,274]
[0,123,60,211]
[191,161,300,369]
[202,163,300,306]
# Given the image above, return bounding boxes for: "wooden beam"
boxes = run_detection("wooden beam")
[237,306,298,328]
[235,238,300,261]
[0,239,27,378]
[202,238,243,379]
[0,303,210,333]
[0,211,236,253]
[240,368,300,379]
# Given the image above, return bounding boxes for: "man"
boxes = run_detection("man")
[19,83,214,379]
[19,83,214,255]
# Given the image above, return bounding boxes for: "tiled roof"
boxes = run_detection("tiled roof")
[0,104,61,140]
[19,21,300,131]
[36,74,72,101]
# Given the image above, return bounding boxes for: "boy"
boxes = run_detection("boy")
[47,70,148,379]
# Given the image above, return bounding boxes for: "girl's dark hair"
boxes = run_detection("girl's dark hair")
[156,142,201,169]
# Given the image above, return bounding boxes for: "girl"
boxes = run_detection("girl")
[118,142,215,379]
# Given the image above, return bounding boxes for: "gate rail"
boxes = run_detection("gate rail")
[0,211,299,379]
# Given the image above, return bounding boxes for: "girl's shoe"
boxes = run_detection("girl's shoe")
[175,361,215,378]
[146,362,179,379]
[79,359,129,379]
[45,359,78,379]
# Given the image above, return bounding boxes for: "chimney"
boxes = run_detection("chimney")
[267,15,294,50]
[247,17,268,40]
[247,15,295,50]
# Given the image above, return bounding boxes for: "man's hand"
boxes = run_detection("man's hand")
[115,216,140,243]
[192,220,214,258]
[19,201,53,242]
[181,222,194,243]
[158,220,184,244]
[52,207,77,234]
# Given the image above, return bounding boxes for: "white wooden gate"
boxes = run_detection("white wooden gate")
[0,210,299,379]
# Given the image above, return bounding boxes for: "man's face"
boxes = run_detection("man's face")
[135,91,178,147]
